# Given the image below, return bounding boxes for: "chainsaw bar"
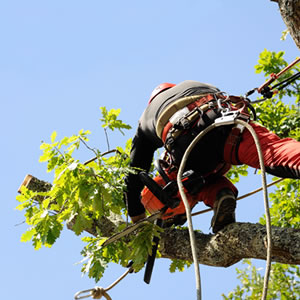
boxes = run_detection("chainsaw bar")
[101,211,163,248]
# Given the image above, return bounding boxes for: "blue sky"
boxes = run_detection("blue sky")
[1,1,299,299]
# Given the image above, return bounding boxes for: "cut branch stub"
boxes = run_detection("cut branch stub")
[18,174,52,194]
[18,174,124,237]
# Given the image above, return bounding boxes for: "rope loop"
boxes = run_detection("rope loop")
[74,266,133,300]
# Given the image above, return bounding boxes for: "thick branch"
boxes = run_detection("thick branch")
[18,175,300,267]
[159,223,300,267]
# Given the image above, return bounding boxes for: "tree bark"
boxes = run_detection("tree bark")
[159,223,300,267]
[18,175,300,267]
[276,0,300,49]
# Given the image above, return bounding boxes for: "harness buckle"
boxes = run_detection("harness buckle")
[214,110,241,126]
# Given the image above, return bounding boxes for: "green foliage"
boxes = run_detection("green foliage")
[169,259,192,273]
[100,107,132,135]
[255,49,300,102]
[223,260,300,300]
[16,107,164,282]
[260,179,300,229]
[80,222,162,281]
[226,165,248,184]
[17,108,132,255]
[255,49,287,77]
[254,50,300,140]
[254,98,299,140]
[254,50,300,231]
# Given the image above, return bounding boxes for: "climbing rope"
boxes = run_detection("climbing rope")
[74,265,133,299]
[177,118,272,300]
[236,120,272,300]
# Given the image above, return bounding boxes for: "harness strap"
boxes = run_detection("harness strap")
[161,94,217,143]
[156,94,216,141]
[223,126,244,165]
[160,93,251,164]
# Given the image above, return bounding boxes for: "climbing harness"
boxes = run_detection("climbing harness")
[74,263,134,299]
[158,92,255,167]
[152,88,275,299]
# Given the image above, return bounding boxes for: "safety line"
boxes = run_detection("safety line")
[177,124,219,300]
[237,120,272,300]
[177,119,272,300]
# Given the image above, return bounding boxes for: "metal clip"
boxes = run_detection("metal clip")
[214,110,240,126]
[217,97,231,113]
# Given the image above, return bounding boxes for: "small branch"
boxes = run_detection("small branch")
[54,146,66,162]
[79,137,98,158]
[15,220,26,226]
[83,149,121,166]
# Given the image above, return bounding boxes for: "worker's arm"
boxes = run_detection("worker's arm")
[125,126,157,222]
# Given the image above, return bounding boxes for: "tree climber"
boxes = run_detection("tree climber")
[125,80,300,233]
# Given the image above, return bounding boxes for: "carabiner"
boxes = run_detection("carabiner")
[217,98,230,114]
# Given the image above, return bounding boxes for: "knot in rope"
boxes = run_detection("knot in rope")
[91,287,112,300]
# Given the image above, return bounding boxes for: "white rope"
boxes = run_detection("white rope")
[177,124,218,300]
[235,120,272,300]
[177,119,272,300]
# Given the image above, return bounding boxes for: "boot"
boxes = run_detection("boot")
[211,189,236,233]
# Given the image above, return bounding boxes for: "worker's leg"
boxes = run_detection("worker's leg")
[235,122,300,178]
[198,176,238,207]
[197,176,238,233]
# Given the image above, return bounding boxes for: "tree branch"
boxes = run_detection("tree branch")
[18,175,300,267]
[159,223,300,267]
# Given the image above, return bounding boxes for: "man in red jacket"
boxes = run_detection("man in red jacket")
[125,81,300,233]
